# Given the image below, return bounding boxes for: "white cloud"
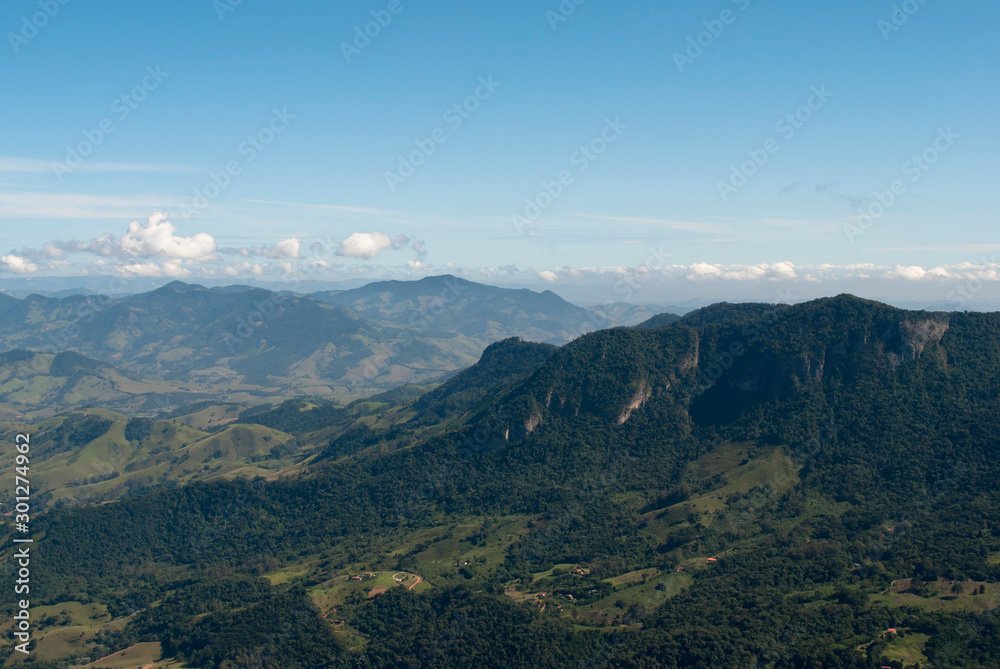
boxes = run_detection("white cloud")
[222,262,266,276]
[686,262,722,279]
[333,232,424,260]
[8,212,217,263]
[533,262,1000,285]
[770,261,798,280]
[0,254,39,273]
[119,211,217,259]
[334,232,399,259]
[263,238,302,259]
[11,242,67,261]
[337,232,393,259]
[478,265,520,279]
[117,261,192,278]
[221,237,303,259]
[538,270,559,282]
[412,239,428,261]
[887,266,929,281]
[684,262,800,281]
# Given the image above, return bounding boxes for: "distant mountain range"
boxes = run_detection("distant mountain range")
[0,275,679,398]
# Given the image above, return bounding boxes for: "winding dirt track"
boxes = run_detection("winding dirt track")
[393,571,423,591]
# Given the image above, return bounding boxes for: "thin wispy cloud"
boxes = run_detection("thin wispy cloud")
[570,213,728,235]
[874,244,1000,253]
[245,199,484,231]
[0,192,180,219]
[0,156,200,174]
[245,199,397,216]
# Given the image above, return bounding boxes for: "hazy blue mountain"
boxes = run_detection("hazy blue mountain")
[311,274,598,343]
[0,277,649,396]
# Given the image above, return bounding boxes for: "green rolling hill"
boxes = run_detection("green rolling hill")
[0,411,302,510]
[0,350,199,420]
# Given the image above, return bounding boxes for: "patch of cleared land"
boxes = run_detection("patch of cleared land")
[871,578,999,613]
[84,641,190,668]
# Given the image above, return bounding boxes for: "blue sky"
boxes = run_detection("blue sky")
[1,0,998,305]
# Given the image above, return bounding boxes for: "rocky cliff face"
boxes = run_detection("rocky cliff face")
[899,318,950,362]
[617,383,653,425]
[462,296,957,445]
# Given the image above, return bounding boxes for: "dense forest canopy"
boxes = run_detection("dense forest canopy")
[2,295,999,667]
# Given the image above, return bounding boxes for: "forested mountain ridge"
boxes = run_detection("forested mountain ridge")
[4,295,1000,667]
